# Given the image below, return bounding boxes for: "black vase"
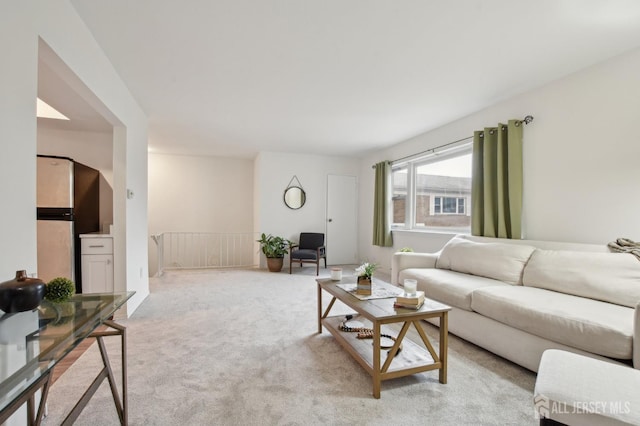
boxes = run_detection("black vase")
[0,270,46,313]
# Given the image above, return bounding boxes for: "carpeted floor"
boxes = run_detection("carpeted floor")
[42,267,537,425]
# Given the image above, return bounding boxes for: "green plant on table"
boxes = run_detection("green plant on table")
[45,277,75,303]
[355,262,377,279]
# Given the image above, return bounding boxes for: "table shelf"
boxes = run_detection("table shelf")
[321,315,440,379]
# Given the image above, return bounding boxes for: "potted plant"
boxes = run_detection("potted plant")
[42,277,76,324]
[355,262,377,295]
[257,233,292,272]
[44,277,75,303]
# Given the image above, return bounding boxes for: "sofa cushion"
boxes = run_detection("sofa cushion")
[523,250,640,308]
[399,268,509,311]
[471,286,634,359]
[435,236,536,285]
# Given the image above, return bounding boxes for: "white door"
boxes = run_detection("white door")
[326,175,358,265]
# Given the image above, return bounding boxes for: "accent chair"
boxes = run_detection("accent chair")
[289,233,326,275]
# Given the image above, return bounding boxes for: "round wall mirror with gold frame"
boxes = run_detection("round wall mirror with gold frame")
[284,186,306,210]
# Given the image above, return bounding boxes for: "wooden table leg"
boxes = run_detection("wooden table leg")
[317,282,322,334]
[372,321,381,399]
[439,311,448,384]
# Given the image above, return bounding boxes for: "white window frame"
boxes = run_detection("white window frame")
[432,196,466,215]
[390,142,472,232]
[390,165,410,228]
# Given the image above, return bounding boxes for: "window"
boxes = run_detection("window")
[391,166,408,227]
[458,198,465,214]
[433,196,466,215]
[391,145,472,233]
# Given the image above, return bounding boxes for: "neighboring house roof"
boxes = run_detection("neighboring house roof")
[393,174,471,195]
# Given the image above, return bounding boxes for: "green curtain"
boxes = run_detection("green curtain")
[471,119,523,239]
[372,161,393,247]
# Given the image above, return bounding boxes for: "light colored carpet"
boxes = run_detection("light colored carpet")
[42,267,537,425]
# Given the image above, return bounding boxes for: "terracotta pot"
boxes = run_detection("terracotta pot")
[266,257,284,272]
[0,270,46,313]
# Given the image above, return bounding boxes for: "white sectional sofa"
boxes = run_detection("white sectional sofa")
[391,235,640,372]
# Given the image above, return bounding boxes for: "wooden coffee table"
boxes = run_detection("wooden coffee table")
[317,276,451,398]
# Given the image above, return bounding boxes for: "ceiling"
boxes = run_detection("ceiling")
[49,0,640,158]
[38,58,113,133]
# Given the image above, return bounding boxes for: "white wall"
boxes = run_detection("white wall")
[37,127,113,181]
[37,127,114,228]
[254,151,360,267]
[0,5,39,288]
[0,1,149,315]
[148,153,254,275]
[360,47,640,274]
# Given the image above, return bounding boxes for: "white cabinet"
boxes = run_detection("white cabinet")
[80,235,114,293]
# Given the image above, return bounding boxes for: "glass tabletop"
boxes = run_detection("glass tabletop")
[0,291,134,413]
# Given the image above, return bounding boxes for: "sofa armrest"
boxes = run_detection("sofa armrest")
[391,252,439,285]
[635,301,640,369]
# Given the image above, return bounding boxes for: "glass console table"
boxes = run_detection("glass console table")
[0,291,134,425]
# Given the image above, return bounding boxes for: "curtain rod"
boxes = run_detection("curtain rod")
[372,115,534,169]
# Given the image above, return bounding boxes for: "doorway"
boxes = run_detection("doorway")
[36,39,115,290]
[326,175,358,265]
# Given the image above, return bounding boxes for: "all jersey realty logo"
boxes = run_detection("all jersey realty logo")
[533,394,550,419]
[534,394,631,419]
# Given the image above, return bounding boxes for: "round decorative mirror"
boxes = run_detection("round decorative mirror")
[284,186,306,209]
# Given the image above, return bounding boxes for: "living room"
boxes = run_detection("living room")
[2,1,640,425]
